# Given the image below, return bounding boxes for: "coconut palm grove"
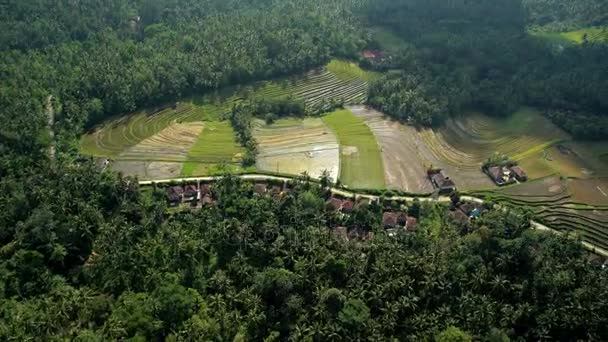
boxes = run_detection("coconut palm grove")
[1,0,608,340]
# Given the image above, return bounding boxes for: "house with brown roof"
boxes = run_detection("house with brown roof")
[383,212,398,229]
[428,169,457,194]
[270,185,283,198]
[341,200,354,214]
[200,183,212,195]
[449,209,469,226]
[405,217,418,231]
[327,197,343,211]
[201,194,215,206]
[183,184,198,202]
[166,186,184,206]
[362,49,385,60]
[510,166,528,182]
[485,166,516,186]
[254,183,268,195]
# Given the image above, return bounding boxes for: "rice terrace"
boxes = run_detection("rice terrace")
[81,59,608,251]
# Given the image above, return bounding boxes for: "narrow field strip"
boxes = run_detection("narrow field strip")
[322,109,385,189]
[182,121,244,177]
[348,105,434,193]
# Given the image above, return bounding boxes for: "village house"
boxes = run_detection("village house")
[326,194,359,214]
[270,185,283,199]
[341,200,354,214]
[510,166,528,182]
[428,169,457,194]
[183,184,199,202]
[166,186,184,206]
[486,166,515,186]
[383,212,398,229]
[449,209,469,226]
[362,49,385,60]
[327,197,344,211]
[485,164,527,186]
[383,212,418,232]
[254,183,268,195]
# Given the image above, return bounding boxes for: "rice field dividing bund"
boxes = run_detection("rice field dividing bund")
[471,176,608,251]
[254,118,340,180]
[80,60,377,180]
[322,109,385,189]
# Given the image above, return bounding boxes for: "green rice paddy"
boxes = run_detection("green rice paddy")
[530,27,608,45]
[322,108,385,189]
[181,121,245,177]
[471,176,608,251]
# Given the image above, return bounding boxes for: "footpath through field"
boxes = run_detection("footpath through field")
[139,174,608,257]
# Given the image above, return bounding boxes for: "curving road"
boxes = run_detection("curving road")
[139,174,608,257]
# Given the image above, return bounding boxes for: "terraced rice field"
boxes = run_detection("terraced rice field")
[80,60,377,179]
[254,118,340,180]
[182,121,245,177]
[119,122,204,162]
[80,103,209,157]
[350,106,599,191]
[472,176,608,251]
[530,27,608,45]
[570,178,608,206]
[323,109,385,189]
[418,108,569,189]
[348,106,434,193]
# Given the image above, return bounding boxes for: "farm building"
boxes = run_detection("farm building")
[510,166,528,181]
[486,166,515,186]
[484,165,527,186]
[428,169,457,194]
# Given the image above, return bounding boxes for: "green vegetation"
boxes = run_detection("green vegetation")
[531,27,608,44]
[80,60,374,161]
[524,0,608,31]
[366,0,608,138]
[2,170,608,340]
[369,26,410,52]
[2,0,608,340]
[471,176,608,250]
[182,121,245,177]
[80,104,210,157]
[326,59,381,83]
[323,109,384,189]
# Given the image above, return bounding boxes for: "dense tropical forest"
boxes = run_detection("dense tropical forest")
[366,0,608,138]
[1,0,607,340]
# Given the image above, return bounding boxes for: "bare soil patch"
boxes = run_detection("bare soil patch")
[571,178,608,206]
[254,118,340,180]
[112,161,183,180]
[342,146,359,156]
